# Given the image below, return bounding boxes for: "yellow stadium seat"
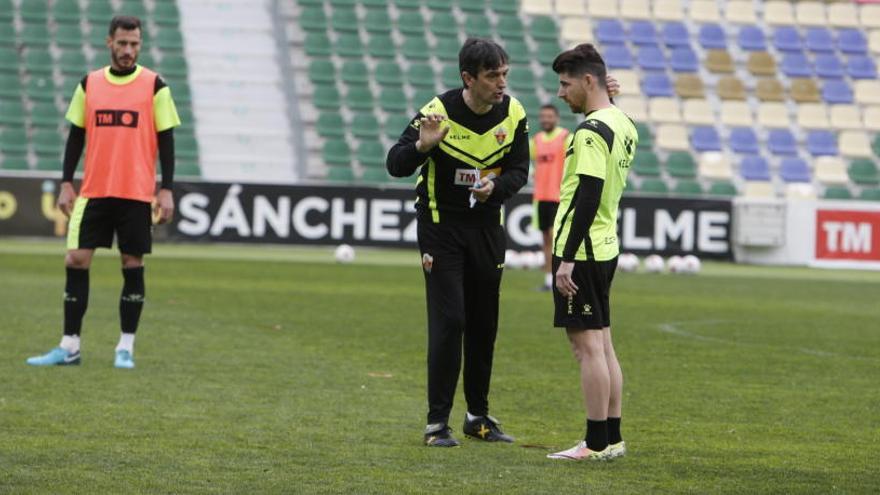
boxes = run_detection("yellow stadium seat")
[615,96,647,122]
[756,79,785,101]
[521,0,553,15]
[587,1,619,18]
[717,76,747,100]
[861,4,880,29]
[764,1,795,26]
[830,105,863,130]
[556,0,586,17]
[620,0,652,20]
[870,30,880,54]
[786,184,817,200]
[747,52,777,76]
[561,18,593,44]
[706,50,735,73]
[653,0,684,21]
[797,103,829,129]
[795,2,826,27]
[682,99,715,125]
[814,156,850,185]
[699,152,734,180]
[656,124,690,151]
[864,106,880,132]
[689,0,721,22]
[854,80,880,105]
[675,74,705,99]
[614,69,640,96]
[649,97,682,124]
[828,3,860,28]
[791,78,821,103]
[726,1,757,24]
[720,101,753,127]
[744,181,776,198]
[839,131,872,158]
[757,102,791,128]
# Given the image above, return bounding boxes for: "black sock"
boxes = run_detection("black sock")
[63,267,89,336]
[119,266,145,333]
[608,417,622,444]
[585,419,609,452]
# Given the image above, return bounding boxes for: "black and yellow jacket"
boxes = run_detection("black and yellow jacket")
[386,89,530,226]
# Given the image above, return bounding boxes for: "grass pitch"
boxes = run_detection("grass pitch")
[0,239,878,494]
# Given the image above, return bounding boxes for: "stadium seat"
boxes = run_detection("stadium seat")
[556,0,586,17]
[870,30,880,54]
[864,106,880,132]
[797,103,830,129]
[312,85,341,110]
[560,18,593,45]
[400,35,429,60]
[780,158,811,182]
[654,0,684,21]
[529,16,558,41]
[587,1,618,18]
[595,20,626,46]
[699,24,726,49]
[791,78,821,103]
[738,26,766,51]
[846,55,877,79]
[720,101,752,126]
[756,79,785,101]
[673,179,703,196]
[630,21,659,46]
[848,159,879,185]
[59,50,89,76]
[726,1,757,24]
[326,165,355,182]
[747,51,777,76]
[397,11,425,36]
[330,8,359,33]
[621,0,651,20]
[839,131,872,158]
[434,38,461,62]
[670,47,699,72]
[768,129,798,155]
[708,180,738,196]
[304,33,332,57]
[815,54,845,79]
[828,3,860,28]
[522,0,552,15]
[642,73,673,97]
[356,141,385,168]
[441,65,462,89]
[837,29,867,55]
[730,128,759,154]
[633,151,661,177]
[334,34,364,58]
[744,181,776,198]
[682,99,714,124]
[0,100,25,126]
[315,112,346,139]
[860,188,880,201]
[637,46,667,71]
[406,63,435,88]
[823,186,852,200]
[32,129,63,157]
[666,152,697,178]
[322,141,352,167]
[30,101,58,128]
[496,15,525,41]
[815,156,849,185]
[648,97,681,124]
[807,130,838,156]
[706,50,734,73]
[740,155,771,181]
[508,70,535,93]
[699,152,734,180]
[426,0,454,11]
[773,27,802,52]
[675,74,705,99]
[380,87,408,112]
[25,75,55,101]
[656,124,689,151]
[781,52,813,77]
[153,2,181,26]
[822,80,854,104]
[717,76,747,100]
[364,9,391,34]
[55,24,85,48]
[616,96,647,121]
[635,123,653,149]
[689,0,721,22]
[367,34,396,59]
[464,15,491,38]
[429,12,458,38]
[764,1,795,26]
[874,135,880,158]
[786,184,817,201]
[796,2,827,26]
[662,22,690,47]
[384,114,411,140]
[489,0,516,14]
[831,105,863,130]
[603,45,634,69]
[805,28,834,53]
[639,178,669,194]
[691,127,722,152]
[613,70,640,96]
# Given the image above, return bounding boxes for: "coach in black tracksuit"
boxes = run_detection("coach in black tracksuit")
[386,39,529,447]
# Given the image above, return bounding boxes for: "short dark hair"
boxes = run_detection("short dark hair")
[540,104,559,114]
[552,43,607,88]
[108,15,142,37]
[458,37,509,87]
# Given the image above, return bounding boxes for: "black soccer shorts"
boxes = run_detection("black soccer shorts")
[534,200,559,232]
[552,256,618,330]
[66,197,153,255]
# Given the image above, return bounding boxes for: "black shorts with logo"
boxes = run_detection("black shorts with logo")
[67,197,153,255]
[535,200,559,232]
[552,256,618,330]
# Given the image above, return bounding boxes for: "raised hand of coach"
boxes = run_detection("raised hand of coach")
[415,113,449,153]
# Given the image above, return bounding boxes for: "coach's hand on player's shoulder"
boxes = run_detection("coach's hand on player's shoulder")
[155,188,175,224]
[555,261,579,298]
[415,114,449,153]
[469,177,495,203]
[56,182,77,218]
[605,75,620,97]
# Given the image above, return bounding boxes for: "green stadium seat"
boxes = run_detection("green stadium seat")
[361,0,389,8]
[299,7,328,32]
[331,9,359,33]
[25,75,56,101]
[426,0,455,10]
[529,16,558,42]
[490,0,518,14]
[54,24,85,48]
[633,151,661,177]
[175,133,199,160]
[334,34,364,58]
[138,50,155,68]
[0,129,28,154]
[708,181,738,196]
[313,85,342,109]
[0,23,15,46]
[640,178,669,194]
[535,40,562,66]
[347,86,374,111]
[176,161,202,177]
[328,0,357,5]
[342,60,370,86]
[0,0,14,22]
[397,12,425,36]
[673,179,703,195]
[666,152,697,178]
[35,158,61,171]
[460,0,488,12]
[326,165,355,182]
[848,159,879,185]
[116,0,148,19]
[20,0,49,22]
[295,0,323,5]
[86,0,114,24]
[352,113,381,140]
[24,49,54,76]
[635,123,653,149]
[0,99,25,125]
[859,188,880,201]
[316,112,346,139]
[508,70,535,93]
[367,34,396,59]
[305,33,333,57]
[52,1,83,23]
[21,23,51,48]
[401,35,430,60]
[515,93,540,117]
[374,62,403,88]
[430,13,458,38]
[495,15,525,40]
[158,54,188,78]
[384,114,412,140]
[323,141,352,166]
[364,9,392,34]
[434,38,461,62]
[873,135,880,158]
[308,60,336,85]
[356,141,386,168]
[156,28,184,51]
[32,129,63,157]
[1,156,29,170]
[152,2,181,26]
[464,16,492,38]
[540,70,559,93]
[412,88,437,108]
[393,0,422,9]
[504,40,531,66]
[407,63,436,88]
[380,87,408,112]
[441,65,462,88]
[361,167,392,183]
[88,28,110,49]
[0,74,22,98]
[30,101,60,128]
[0,48,18,72]
[824,186,853,200]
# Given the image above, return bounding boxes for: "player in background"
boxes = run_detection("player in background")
[26,15,180,369]
[529,104,569,291]
[545,44,638,461]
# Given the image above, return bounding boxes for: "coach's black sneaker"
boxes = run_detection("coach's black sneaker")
[424,423,460,447]
[463,414,514,443]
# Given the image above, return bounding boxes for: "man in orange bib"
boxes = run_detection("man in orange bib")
[530,104,570,291]
[26,15,180,369]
